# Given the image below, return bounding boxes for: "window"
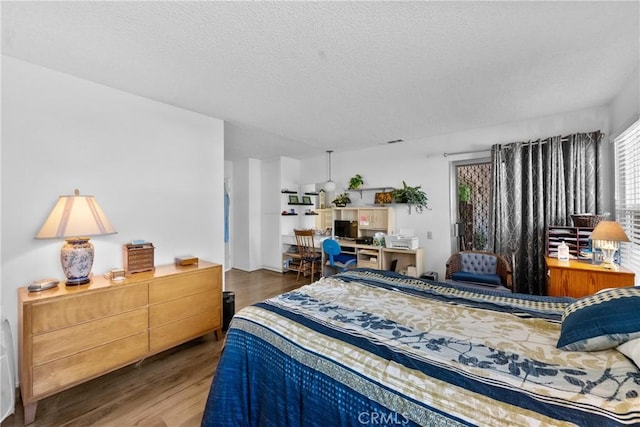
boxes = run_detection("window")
[614,119,640,283]
[452,160,491,252]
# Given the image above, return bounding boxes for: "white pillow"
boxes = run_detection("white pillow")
[617,338,640,369]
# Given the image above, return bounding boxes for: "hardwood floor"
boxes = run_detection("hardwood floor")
[2,269,304,427]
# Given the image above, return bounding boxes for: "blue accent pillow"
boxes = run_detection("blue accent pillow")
[451,271,502,286]
[557,287,640,351]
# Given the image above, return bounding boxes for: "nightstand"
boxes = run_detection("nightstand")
[544,255,635,298]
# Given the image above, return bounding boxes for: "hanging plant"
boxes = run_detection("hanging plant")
[331,193,351,207]
[348,174,364,190]
[392,181,430,214]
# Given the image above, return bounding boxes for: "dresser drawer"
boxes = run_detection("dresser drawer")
[31,283,148,334]
[149,268,218,304]
[149,311,218,352]
[32,332,148,397]
[32,308,148,365]
[149,290,219,328]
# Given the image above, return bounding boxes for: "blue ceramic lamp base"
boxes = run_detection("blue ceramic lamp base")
[60,238,94,285]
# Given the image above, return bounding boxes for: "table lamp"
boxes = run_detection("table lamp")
[589,220,630,270]
[35,189,117,285]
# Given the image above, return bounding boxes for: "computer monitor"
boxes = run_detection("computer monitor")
[334,220,358,239]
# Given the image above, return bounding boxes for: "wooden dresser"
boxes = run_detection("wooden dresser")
[18,261,222,424]
[544,256,635,298]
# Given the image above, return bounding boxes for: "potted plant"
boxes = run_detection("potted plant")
[348,174,364,190]
[458,183,471,203]
[392,181,430,214]
[332,193,351,207]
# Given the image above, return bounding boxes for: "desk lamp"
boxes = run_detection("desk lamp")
[589,220,630,270]
[35,189,117,285]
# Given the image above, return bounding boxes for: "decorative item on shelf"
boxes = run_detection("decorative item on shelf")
[123,242,155,274]
[589,220,630,270]
[332,193,351,207]
[571,213,608,228]
[302,195,312,205]
[288,195,299,204]
[324,150,336,192]
[391,181,430,214]
[35,189,117,286]
[318,189,326,209]
[372,232,386,247]
[348,174,364,190]
[175,255,199,266]
[374,192,393,204]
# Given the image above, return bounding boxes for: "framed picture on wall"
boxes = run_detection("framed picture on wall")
[374,192,393,204]
[288,195,299,204]
[302,196,312,205]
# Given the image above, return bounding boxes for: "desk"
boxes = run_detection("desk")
[544,255,635,298]
[335,239,424,277]
[282,235,424,277]
[383,247,424,277]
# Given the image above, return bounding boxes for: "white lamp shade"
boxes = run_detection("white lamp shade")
[36,190,116,239]
[324,180,336,192]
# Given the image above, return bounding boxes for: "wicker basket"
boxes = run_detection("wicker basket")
[570,214,607,228]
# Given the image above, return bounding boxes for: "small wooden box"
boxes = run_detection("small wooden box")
[175,255,198,266]
[123,243,155,274]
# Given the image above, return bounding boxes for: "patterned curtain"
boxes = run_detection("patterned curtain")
[490,131,603,294]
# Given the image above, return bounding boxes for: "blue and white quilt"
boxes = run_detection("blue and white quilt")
[202,269,640,426]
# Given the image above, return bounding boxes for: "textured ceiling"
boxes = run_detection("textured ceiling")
[2,1,638,161]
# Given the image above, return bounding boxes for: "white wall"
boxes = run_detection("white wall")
[609,64,640,138]
[299,105,613,280]
[231,158,262,271]
[1,57,225,374]
[260,158,281,271]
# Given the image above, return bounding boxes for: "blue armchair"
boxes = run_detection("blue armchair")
[445,251,512,290]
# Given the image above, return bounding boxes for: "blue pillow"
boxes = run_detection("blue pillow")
[557,287,640,351]
[451,271,502,286]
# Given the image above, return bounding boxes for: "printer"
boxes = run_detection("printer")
[385,234,419,250]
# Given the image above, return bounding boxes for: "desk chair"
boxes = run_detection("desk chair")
[294,229,322,283]
[323,238,357,275]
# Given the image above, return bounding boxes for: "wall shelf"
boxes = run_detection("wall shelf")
[346,186,394,198]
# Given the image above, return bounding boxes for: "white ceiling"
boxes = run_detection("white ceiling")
[2,1,638,161]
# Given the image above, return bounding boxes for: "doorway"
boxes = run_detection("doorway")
[452,160,491,252]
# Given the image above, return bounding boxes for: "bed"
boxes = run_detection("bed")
[202,269,640,426]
